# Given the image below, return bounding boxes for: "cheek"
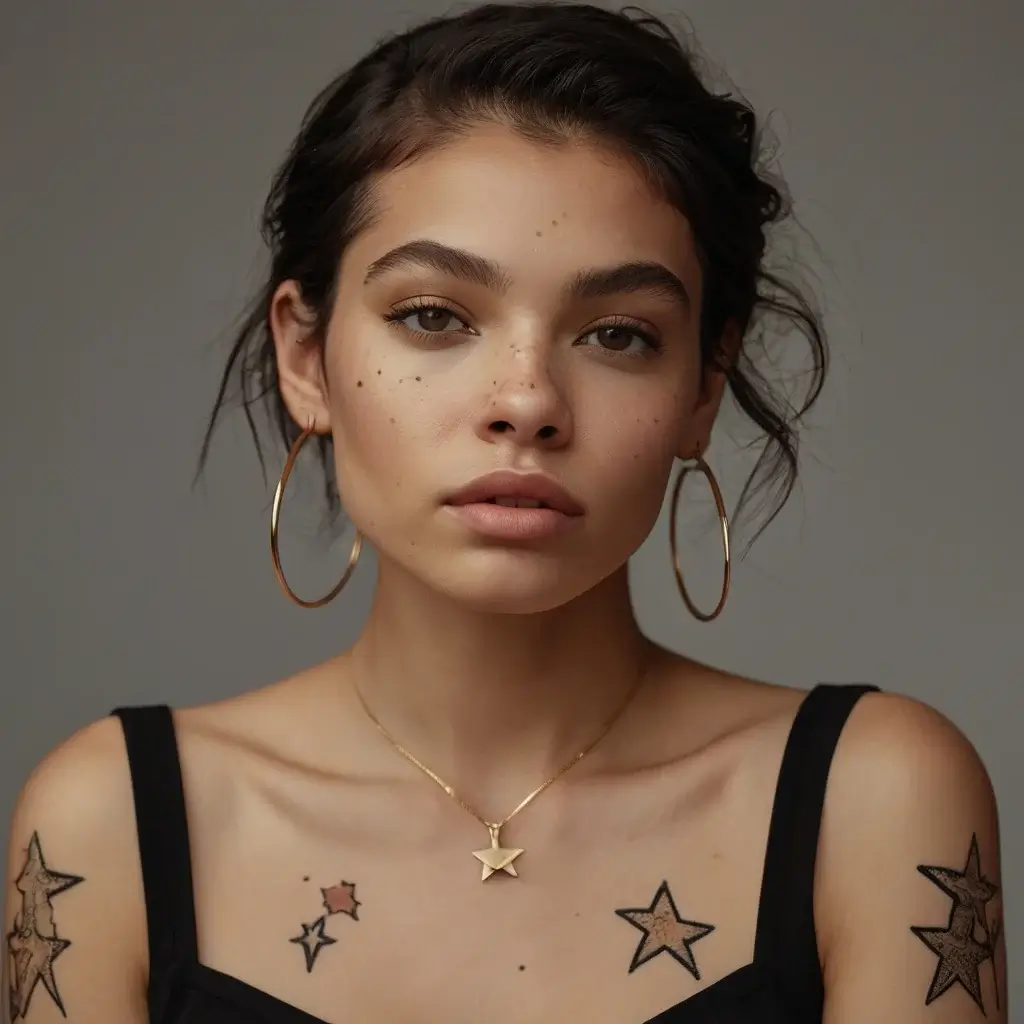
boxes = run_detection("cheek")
[582,395,686,522]
[325,346,456,519]
[590,383,687,467]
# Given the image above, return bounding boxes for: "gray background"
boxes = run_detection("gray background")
[2,0,1020,1004]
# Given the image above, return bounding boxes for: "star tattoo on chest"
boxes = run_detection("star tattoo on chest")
[4,832,84,1020]
[289,879,361,973]
[615,881,715,979]
[911,833,1002,1014]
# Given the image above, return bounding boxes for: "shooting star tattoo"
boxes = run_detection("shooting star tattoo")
[4,832,84,1020]
[289,880,361,973]
[911,833,1002,1014]
[615,881,715,979]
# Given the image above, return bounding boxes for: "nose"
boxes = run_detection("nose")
[474,345,573,452]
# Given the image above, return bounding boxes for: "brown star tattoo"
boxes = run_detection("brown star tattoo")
[911,833,1002,1014]
[289,879,361,972]
[4,832,84,1020]
[616,881,715,979]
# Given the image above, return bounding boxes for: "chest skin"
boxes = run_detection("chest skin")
[178,721,783,1024]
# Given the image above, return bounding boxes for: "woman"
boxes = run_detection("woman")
[3,3,1006,1022]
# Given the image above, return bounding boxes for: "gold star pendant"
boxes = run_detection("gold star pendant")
[472,825,524,881]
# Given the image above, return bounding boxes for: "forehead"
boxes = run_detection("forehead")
[348,123,700,288]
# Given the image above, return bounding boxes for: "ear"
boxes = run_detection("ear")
[270,280,332,433]
[677,319,741,460]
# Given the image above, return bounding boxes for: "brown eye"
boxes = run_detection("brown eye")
[384,303,470,336]
[410,308,459,332]
[595,326,635,351]
[576,322,660,357]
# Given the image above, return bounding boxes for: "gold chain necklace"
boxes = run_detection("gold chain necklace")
[354,671,646,881]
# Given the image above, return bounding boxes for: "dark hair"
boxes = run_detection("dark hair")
[198,1,826,545]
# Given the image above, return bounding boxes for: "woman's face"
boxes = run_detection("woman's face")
[274,123,727,613]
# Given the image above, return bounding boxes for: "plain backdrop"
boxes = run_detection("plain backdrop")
[1,0,1020,1006]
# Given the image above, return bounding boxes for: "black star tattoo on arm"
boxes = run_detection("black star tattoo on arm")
[4,832,84,1020]
[289,879,361,973]
[615,881,715,979]
[911,833,1002,1015]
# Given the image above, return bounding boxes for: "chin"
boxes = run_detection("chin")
[422,548,607,615]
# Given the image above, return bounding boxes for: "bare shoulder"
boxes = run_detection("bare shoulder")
[826,690,996,808]
[4,715,148,1020]
[815,691,1006,1022]
[7,715,139,867]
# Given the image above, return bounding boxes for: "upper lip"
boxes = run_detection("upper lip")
[445,471,585,516]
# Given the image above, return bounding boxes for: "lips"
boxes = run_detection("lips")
[444,471,585,517]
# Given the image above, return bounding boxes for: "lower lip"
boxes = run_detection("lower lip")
[444,502,581,541]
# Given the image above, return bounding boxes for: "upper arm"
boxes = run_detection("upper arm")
[3,716,148,1022]
[818,692,1007,1023]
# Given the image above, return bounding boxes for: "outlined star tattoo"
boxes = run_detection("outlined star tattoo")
[289,917,337,973]
[917,834,999,935]
[4,831,84,1019]
[290,878,361,972]
[615,880,715,978]
[912,833,1002,1013]
[912,903,992,1011]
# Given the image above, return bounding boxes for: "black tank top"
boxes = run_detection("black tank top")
[111,682,877,1023]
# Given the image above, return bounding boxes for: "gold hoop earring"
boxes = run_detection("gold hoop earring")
[270,422,362,608]
[669,451,731,622]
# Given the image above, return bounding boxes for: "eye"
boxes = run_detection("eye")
[383,302,470,337]
[576,320,661,357]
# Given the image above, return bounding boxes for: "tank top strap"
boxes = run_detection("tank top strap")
[111,704,199,1014]
[753,683,879,1013]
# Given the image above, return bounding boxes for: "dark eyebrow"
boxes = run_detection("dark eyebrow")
[363,239,691,312]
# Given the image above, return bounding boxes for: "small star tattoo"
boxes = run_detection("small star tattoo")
[615,881,715,979]
[321,881,361,920]
[289,879,361,972]
[289,917,337,973]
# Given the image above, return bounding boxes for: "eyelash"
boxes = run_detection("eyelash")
[382,299,662,357]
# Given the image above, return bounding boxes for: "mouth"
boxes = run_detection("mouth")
[442,471,585,541]
[477,496,550,509]
[444,471,585,517]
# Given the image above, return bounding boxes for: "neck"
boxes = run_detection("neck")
[343,557,657,810]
